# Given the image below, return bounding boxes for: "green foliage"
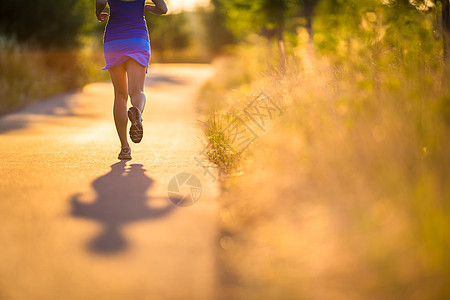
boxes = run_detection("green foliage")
[0,0,105,113]
[312,0,443,93]
[145,11,191,53]
[198,1,235,54]
[217,0,296,39]
[0,0,92,48]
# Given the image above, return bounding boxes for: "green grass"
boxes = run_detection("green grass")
[199,112,243,173]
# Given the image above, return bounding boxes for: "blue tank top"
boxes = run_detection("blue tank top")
[104,0,149,43]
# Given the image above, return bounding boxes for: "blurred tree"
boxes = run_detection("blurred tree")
[441,0,450,61]
[218,0,293,42]
[145,11,191,57]
[398,0,450,62]
[297,0,319,44]
[198,0,235,54]
[0,0,91,48]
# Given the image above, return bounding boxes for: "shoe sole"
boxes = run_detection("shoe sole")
[118,154,132,160]
[118,148,132,160]
[128,107,143,143]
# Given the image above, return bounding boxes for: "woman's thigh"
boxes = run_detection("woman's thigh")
[125,59,146,96]
[108,63,128,100]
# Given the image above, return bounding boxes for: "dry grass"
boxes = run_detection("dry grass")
[0,37,107,114]
[200,36,450,298]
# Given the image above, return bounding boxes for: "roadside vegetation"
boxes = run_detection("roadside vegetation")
[0,36,107,114]
[197,0,450,298]
[0,0,106,114]
[0,0,216,114]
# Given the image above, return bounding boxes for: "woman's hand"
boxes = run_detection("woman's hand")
[99,12,109,22]
[96,0,108,21]
[145,0,168,15]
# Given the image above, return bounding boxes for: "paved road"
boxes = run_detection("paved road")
[0,64,219,300]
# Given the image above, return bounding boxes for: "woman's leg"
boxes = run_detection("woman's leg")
[125,59,147,112]
[108,63,129,148]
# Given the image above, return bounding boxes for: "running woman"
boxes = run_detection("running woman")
[96,0,168,160]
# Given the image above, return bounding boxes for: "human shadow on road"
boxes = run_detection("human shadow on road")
[70,161,175,254]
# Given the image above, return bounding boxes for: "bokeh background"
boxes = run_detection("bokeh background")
[1,0,449,299]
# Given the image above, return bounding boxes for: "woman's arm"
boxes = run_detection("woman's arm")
[145,0,168,15]
[96,0,108,21]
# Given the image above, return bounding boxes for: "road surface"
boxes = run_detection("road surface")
[0,64,219,300]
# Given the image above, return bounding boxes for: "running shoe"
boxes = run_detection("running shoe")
[118,146,132,160]
[128,106,143,143]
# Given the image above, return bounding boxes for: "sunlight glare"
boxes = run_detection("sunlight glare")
[165,0,210,12]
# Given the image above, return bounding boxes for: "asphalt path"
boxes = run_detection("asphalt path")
[0,64,219,300]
